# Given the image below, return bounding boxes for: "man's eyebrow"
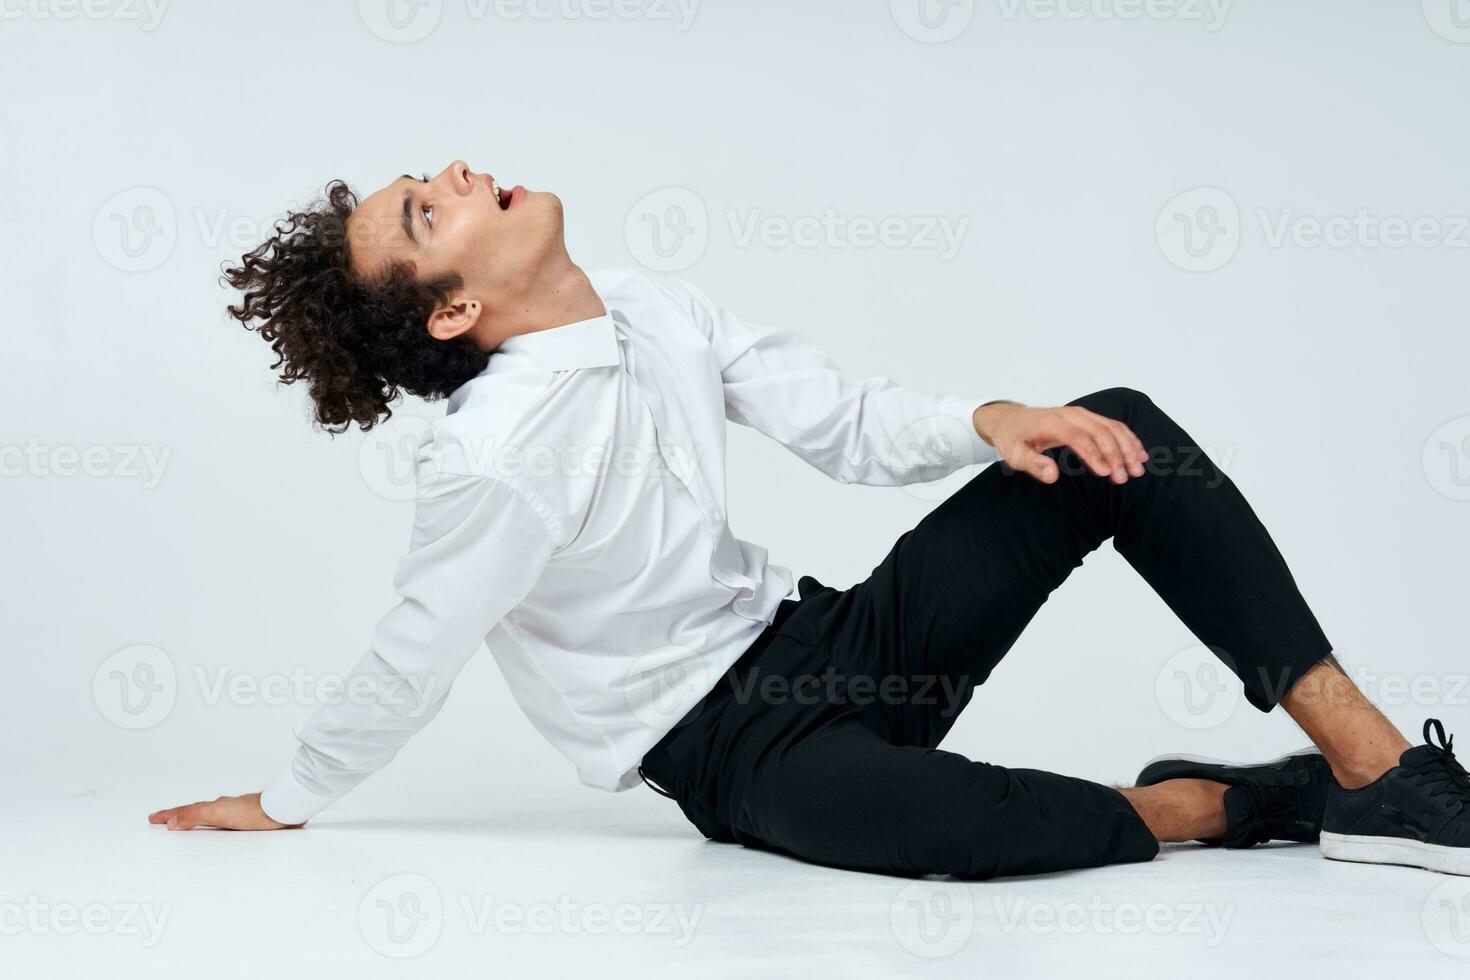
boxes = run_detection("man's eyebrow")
[400,187,418,246]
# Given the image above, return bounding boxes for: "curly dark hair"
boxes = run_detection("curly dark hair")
[222,180,490,433]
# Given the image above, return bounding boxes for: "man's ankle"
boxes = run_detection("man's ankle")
[1120,779,1227,842]
[1329,753,1403,790]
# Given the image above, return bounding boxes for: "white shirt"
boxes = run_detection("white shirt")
[259,269,998,825]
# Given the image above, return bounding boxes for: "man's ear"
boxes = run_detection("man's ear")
[426,294,484,342]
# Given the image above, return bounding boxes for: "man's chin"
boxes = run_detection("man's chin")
[536,190,567,235]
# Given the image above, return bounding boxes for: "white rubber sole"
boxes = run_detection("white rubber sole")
[1320,831,1470,876]
[1139,745,1321,770]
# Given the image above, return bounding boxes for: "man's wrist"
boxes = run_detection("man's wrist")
[260,766,334,826]
[972,400,1021,448]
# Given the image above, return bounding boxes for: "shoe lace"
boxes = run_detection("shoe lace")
[1231,784,1302,847]
[1407,718,1470,803]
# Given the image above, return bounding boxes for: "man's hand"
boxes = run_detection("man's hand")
[973,401,1149,485]
[148,793,300,831]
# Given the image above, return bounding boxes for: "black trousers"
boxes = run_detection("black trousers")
[639,387,1333,879]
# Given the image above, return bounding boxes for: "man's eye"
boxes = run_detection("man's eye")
[421,204,434,226]
[420,172,431,183]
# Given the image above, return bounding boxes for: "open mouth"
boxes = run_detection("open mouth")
[490,178,523,212]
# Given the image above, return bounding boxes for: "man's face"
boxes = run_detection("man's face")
[347,160,563,300]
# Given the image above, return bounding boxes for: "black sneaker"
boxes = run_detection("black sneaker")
[1135,747,1331,849]
[1320,718,1470,876]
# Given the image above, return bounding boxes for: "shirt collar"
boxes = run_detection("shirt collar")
[494,312,622,372]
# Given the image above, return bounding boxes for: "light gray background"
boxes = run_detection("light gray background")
[4,2,1469,976]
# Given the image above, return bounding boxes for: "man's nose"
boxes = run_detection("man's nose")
[443,160,473,195]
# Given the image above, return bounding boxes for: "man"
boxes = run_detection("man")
[151,161,1470,879]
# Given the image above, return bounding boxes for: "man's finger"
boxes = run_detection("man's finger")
[167,802,216,831]
[148,805,187,824]
[1057,425,1111,478]
[1009,444,1058,484]
[1076,418,1129,482]
[1107,420,1148,474]
[1077,408,1147,471]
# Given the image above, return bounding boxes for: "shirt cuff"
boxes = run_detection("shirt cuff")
[943,396,1002,466]
[260,765,338,826]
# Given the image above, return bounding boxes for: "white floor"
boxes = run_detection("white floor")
[8,777,1470,979]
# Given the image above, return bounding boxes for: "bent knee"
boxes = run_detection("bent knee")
[1070,385,1152,408]
[1068,386,1156,421]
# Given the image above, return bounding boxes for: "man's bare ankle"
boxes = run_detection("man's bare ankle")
[1330,757,1400,790]
[1282,654,1414,789]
